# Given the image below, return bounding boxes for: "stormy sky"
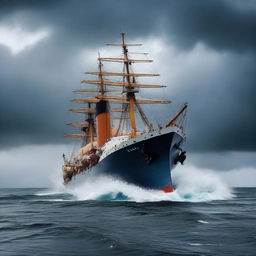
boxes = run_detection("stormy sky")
[0,0,256,187]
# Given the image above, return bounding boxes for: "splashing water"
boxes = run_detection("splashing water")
[43,165,233,202]
[173,165,234,201]
[65,176,181,202]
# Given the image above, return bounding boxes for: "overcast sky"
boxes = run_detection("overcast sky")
[0,0,256,187]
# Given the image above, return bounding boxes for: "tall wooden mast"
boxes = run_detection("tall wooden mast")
[95,55,111,147]
[121,32,137,137]
[98,55,105,96]
[66,33,172,142]
[87,102,94,146]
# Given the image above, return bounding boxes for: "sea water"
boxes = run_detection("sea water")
[0,168,255,256]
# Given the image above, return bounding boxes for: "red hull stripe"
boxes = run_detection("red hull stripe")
[161,185,175,193]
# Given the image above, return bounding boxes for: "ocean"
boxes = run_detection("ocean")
[0,172,255,256]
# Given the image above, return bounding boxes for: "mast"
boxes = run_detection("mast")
[95,56,111,147]
[66,33,173,144]
[121,32,137,137]
[166,103,188,128]
[98,55,105,96]
[86,102,94,146]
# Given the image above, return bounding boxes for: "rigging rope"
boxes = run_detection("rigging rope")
[135,102,153,131]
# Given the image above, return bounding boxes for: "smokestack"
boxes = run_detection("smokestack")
[95,100,111,147]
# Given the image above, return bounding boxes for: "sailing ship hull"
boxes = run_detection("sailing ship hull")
[68,127,184,191]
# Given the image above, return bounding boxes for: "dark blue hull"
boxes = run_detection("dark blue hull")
[92,130,184,190]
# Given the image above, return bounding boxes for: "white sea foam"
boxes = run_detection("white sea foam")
[45,164,233,202]
[197,220,209,224]
[65,176,181,202]
[173,165,234,201]
[35,192,64,196]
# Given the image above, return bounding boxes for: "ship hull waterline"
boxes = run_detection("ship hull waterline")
[66,127,184,193]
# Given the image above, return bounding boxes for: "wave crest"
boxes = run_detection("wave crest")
[45,165,233,202]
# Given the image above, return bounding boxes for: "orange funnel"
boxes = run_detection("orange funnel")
[96,100,111,147]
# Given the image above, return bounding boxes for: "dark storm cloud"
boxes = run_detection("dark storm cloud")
[175,52,256,152]
[0,0,256,151]
[0,38,82,146]
[1,0,256,51]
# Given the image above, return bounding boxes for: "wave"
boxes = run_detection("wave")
[41,165,234,203]
[172,165,234,202]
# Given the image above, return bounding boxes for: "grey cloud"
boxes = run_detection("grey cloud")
[176,53,256,152]
[187,151,256,171]
[1,0,256,52]
[0,0,256,153]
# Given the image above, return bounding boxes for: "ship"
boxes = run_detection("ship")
[62,33,187,193]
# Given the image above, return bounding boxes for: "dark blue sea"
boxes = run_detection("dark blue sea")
[0,183,255,256]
